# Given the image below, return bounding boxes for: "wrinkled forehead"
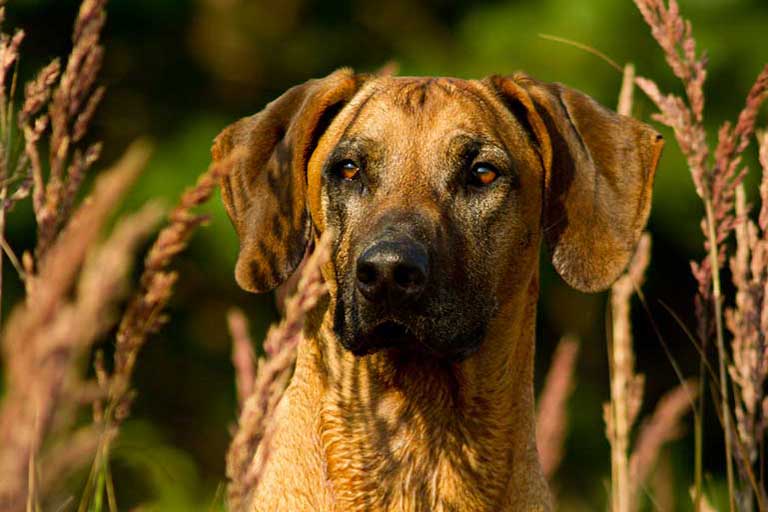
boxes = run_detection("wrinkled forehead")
[338,77,505,143]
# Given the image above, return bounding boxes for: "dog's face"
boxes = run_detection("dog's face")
[308,78,543,358]
[213,69,663,360]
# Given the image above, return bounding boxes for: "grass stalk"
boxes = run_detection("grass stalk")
[0,181,5,327]
[104,457,117,512]
[0,59,18,332]
[694,377,704,512]
[92,463,105,512]
[606,233,650,512]
[607,64,638,512]
[705,199,736,512]
[609,315,633,512]
[536,335,580,481]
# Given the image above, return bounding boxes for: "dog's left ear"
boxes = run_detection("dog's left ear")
[488,73,664,292]
[213,69,367,293]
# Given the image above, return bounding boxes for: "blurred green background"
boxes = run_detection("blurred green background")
[3,0,768,509]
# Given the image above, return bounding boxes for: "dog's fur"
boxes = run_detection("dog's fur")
[213,69,664,511]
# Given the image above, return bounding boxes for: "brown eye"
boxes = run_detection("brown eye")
[338,160,360,180]
[469,163,498,187]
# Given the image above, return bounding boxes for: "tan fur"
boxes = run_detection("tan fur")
[213,69,664,511]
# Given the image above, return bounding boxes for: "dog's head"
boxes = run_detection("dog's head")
[213,69,663,360]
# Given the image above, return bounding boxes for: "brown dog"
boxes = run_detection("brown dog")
[213,68,663,511]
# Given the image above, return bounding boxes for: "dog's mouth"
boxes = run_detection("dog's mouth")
[349,319,421,355]
[335,273,494,361]
[370,320,412,342]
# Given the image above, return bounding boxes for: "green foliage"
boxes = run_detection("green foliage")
[108,421,206,511]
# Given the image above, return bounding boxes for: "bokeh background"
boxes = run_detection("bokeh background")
[3,0,767,509]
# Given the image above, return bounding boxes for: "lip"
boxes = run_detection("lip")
[363,319,416,347]
[369,320,411,340]
[345,314,484,362]
[345,318,419,355]
[338,278,489,360]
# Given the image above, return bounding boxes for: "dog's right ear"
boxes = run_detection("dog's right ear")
[213,69,365,293]
[488,73,663,292]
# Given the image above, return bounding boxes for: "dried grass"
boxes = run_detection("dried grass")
[36,0,106,257]
[107,150,240,423]
[725,130,768,509]
[629,380,699,503]
[605,234,650,512]
[0,143,157,510]
[226,233,331,511]
[633,1,768,508]
[0,1,237,508]
[229,309,257,410]
[536,335,580,481]
[604,232,698,511]
[71,151,239,511]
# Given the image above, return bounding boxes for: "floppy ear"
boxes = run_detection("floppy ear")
[489,73,664,292]
[212,68,366,292]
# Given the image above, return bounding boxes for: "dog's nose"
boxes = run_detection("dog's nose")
[356,238,428,305]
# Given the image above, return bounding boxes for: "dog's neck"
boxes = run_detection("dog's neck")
[294,274,550,511]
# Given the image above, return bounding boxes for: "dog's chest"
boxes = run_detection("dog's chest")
[318,383,512,512]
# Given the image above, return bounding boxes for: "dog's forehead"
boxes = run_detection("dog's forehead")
[338,76,501,138]
[373,76,484,104]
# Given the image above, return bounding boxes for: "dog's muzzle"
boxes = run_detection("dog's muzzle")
[336,220,488,361]
[336,233,433,355]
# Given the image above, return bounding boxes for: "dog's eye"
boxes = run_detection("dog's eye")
[337,160,360,181]
[469,163,498,187]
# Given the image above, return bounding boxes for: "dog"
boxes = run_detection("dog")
[213,68,663,511]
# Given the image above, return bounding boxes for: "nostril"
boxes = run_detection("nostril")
[356,261,378,286]
[393,264,425,290]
